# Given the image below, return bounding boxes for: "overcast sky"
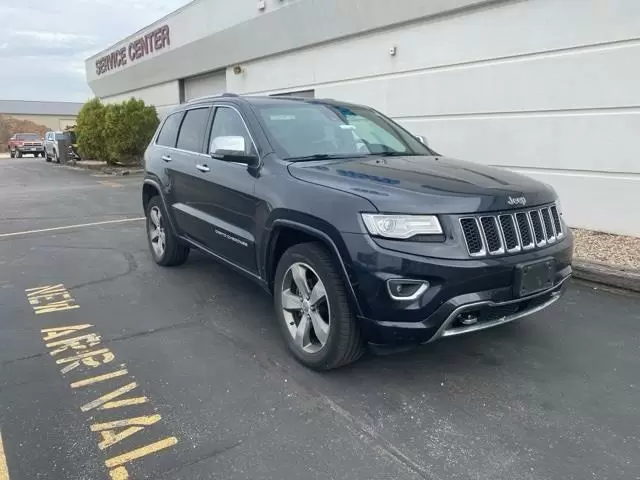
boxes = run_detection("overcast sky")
[0,0,188,103]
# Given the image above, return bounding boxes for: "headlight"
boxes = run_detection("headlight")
[361,214,442,239]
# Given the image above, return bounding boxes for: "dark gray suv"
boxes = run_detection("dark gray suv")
[142,94,573,370]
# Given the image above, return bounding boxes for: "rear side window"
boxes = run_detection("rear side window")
[156,112,183,147]
[176,108,210,153]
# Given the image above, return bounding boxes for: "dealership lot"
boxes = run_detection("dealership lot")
[0,158,638,480]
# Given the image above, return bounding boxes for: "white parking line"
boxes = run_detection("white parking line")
[0,217,145,239]
[0,430,9,480]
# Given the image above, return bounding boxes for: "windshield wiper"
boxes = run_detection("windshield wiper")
[368,151,409,157]
[285,153,365,162]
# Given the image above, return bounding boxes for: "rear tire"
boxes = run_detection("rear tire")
[146,196,189,267]
[274,242,364,370]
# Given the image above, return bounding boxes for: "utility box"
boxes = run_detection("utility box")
[57,138,73,164]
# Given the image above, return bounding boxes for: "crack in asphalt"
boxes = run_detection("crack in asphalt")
[157,440,244,478]
[1,351,47,366]
[103,320,201,346]
[67,251,139,290]
[191,317,433,479]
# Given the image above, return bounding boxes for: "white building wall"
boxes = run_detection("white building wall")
[227,0,640,237]
[102,81,180,118]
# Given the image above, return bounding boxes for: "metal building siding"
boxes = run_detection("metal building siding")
[0,100,82,116]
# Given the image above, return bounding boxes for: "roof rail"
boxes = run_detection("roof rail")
[186,92,239,103]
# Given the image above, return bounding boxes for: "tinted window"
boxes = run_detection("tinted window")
[208,107,255,155]
[156,112,183,147]
[176,108,210,152]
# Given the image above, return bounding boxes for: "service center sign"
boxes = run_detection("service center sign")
[95,25,170,76]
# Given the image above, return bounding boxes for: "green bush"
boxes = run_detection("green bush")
[76,98,107,161]
[76,97,158,165]
[103,98,159,165]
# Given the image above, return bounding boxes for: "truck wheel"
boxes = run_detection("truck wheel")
[45,152,52,162]
[146,196,189,266]
[274,242,364,370]
[16,150,22,158]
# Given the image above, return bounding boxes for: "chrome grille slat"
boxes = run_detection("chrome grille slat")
[529,210,547,247]
[498,214,521,253]
[459,217,486,257]
[540,207,556,243]
[550,205,563,238]
[460,203,563,258]
[479,216,505,255]
[515,212,535,250]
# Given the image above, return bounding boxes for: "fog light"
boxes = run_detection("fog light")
[387,279,429,301]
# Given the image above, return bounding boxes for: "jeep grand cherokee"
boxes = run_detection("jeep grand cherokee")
[142,94,573,370]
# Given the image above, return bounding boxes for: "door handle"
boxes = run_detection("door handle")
[161,155,172,162]
[196,164,210,173]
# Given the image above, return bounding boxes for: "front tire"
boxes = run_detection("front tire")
[146,196,189,266]
[274,242,364,370]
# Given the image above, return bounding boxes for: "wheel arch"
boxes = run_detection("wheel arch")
[142,178,178,235]
[265,219,363,316]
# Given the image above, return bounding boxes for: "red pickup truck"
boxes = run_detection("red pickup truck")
[8,133,45,158]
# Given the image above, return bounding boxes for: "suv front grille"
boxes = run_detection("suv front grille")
[459,218,484,255]
[459,203,564,257]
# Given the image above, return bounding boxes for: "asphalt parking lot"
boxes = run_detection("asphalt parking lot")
[0,157,638,480]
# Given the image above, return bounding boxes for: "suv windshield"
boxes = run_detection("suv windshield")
[255,102,431,160]
[17,134,39,141]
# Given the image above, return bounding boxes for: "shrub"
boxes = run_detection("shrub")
[76,98,107,161]
[103,98,159,165]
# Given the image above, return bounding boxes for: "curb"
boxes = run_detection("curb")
[62,164,144,176]
[572,260,640,293]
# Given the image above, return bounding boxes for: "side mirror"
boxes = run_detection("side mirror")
[415,135,428,146]
[210,136,258,166]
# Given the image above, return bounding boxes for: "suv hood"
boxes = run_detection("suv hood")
[287,155,556,214]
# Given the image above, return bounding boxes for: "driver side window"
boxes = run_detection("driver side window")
[208,107,255,156]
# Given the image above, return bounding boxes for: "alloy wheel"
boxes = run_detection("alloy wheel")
[281,262,330,354]
[148,206,167,258]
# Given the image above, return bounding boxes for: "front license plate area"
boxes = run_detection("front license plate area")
[515,258,555,297]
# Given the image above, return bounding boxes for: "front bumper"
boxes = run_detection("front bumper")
[17,147,44,153]
[341,231,573,346]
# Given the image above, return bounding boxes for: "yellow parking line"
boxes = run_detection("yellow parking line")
[0,430,10,480]
[71,369,129,389]
[0,218,145,239]
[105,437,178,468]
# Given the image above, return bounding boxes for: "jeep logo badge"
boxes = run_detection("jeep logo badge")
[507,196,527,207]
